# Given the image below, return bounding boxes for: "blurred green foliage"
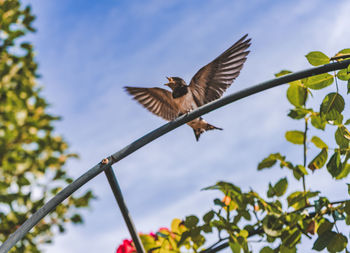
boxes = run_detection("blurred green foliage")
[0,1,94,252]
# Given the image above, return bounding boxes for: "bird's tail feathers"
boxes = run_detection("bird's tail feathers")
[205,123,223,131]
[193,123,223,141]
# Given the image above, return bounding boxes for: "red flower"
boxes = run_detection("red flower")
[116,239,136,253]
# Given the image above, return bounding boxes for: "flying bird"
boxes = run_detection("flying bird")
[125,34,251,141]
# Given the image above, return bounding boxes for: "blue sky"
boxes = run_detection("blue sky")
[21,0,350,252]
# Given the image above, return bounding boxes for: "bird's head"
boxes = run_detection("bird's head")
[164,77,187,90]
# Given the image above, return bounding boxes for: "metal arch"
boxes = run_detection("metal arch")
[0,59,349,253]
[104,166,145,252]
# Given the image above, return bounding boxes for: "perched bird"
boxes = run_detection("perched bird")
[125,34,251,141]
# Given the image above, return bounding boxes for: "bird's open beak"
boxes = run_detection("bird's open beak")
[165,76,173,86]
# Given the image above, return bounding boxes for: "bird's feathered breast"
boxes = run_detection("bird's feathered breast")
[172,85,188,98]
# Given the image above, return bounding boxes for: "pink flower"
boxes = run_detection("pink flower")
[158,227,169,232]
[116,239,136,253]
[149,232,157,239]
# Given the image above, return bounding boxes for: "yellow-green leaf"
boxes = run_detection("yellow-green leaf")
[274,177,288,197]
[320,92,345,120]
[308,148,328,171]
[275,70,292,77]
[337,69,350,81]
[336,163,350,180]
[304,73,333,90]
[311,114,326,130]
[258,153,284,170]
[285,130,304,145]
[293,165,308,180]
[311,136,328,149]
[287,82,307,107]
[335,126,350,149]
[326,151,342,178]
[305,51,330,66]
[287,191,305,209]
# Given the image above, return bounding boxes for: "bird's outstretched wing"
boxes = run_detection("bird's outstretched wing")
[124,87,179,121]
[189,34,251,106]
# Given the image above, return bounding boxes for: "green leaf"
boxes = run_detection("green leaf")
[282,227,301,248]
[70,214,83,224]
[288,108,313,120]
[18,175,30,186]
[262,215,283,237]
[280,245,296,253]
[308,148,328,171]
[311,114,326,130]
[260,246,274,253]
[287,191,319,210]
[285,130,304,145]
[313,230,336,251]
[140,234,156,251]
[288,109,306,119]
[203,210,214,224]
[335,126,350,149]
[327,233,348,252]
[293,165,308,180]
[347,183,350,195]
[326,151,342,178]
[178,231,190,246]
[203,181,242,194]
[305,51,330,66]
[184,215,199,228]
[337,48,350,54]
[348,80,350,94]
[202,224,212,233]
[304,73,333,90]
[258,153,284,170]
[267,183,275,198]
[286,82,307,107]
[345,119,350,125]
[287,191,305,209]
[337,69,350,81]
[317,219,333,235]
[334,49,350,61]
[320,93,345,120]
[346,215,350,225]
[336,163,350,179]
[275,70,292,77]
[213,198,225,207]
[274,178,288,197]
[344,201,350,215]
[229,241,241,253]
[311,136,328,149]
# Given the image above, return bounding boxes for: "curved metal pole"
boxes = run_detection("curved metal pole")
[0,59,349,253]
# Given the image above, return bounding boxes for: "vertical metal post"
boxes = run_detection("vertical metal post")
[104,166,145,253]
